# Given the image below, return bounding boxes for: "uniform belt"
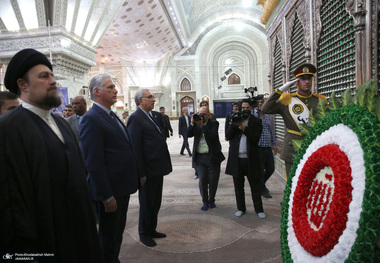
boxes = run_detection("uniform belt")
[197,152,209,155]
[286,129,302,136]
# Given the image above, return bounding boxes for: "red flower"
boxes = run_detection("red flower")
[292,144,353,256]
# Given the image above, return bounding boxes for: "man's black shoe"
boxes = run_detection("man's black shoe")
[152,231,166,238]
[140,235,157,247]
[180,153,185,155]
[261,192,272,198]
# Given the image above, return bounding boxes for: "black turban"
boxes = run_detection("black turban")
[4,49,53,94]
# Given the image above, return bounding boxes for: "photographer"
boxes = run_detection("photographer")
[225,99,266,219]
[188,106,225,211]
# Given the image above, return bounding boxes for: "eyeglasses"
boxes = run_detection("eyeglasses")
[142,95,155,99]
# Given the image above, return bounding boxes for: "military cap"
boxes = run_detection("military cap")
[293,63,316,78]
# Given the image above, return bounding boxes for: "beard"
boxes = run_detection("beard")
[242,110,251,119]
[36,90,62,108]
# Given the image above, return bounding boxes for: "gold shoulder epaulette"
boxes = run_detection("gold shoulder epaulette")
[278,93,297,106]
[313,93,328,104]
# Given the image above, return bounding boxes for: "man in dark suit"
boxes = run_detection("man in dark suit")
[127,88,172,247]
[79,73,139,263]
[225,99,266,219]
[0,48,102,262]
[65,103,74,117]
[159,106,173,139]
[178,106,192,156]
[199,100,216,120]
[188,106,225,211]
[66,95,87,142]
[122,111,129,126]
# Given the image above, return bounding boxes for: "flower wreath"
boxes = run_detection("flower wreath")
[281,79,380,262]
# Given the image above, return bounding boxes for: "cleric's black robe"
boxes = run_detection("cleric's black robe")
[0,106,102,263]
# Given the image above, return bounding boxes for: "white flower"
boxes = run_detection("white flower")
[287,124,366,263]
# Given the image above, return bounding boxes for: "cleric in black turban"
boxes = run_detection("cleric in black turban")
[4,48,52,95]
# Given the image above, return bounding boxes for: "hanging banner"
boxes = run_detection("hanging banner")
[51,87,68,116]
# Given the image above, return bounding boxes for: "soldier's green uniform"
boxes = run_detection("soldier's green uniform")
[261,64,327,176]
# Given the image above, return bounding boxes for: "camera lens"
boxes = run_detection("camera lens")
[193,114,201,122]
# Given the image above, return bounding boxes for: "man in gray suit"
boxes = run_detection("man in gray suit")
[66,96,87,142]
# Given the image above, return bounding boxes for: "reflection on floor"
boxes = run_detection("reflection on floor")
[120,119,285,263]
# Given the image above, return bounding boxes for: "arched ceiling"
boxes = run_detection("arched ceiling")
[0,0,269,65]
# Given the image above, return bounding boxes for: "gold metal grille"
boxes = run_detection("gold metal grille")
[290,14,306,93]
[273,38,285,143]
[316,0,356,97]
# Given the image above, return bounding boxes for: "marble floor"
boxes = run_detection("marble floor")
[119,119,286,263]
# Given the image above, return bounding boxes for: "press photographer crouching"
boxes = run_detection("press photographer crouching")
[225,99,266,219]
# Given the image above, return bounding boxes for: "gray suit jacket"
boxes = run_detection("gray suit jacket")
[66,114,80,142]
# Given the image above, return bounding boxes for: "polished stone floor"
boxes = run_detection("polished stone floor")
[120,119,286,263]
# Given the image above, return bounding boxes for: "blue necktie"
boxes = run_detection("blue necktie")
[77,115,82,124]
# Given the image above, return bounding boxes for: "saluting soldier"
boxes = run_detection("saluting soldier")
[261,63,327,177]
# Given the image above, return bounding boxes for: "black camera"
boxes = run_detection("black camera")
[231,112,243,125]
[244,87,264,108]
[193,113,205,122]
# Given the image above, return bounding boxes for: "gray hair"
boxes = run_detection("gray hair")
[134,88,150,106]
[200,106,209,113]
[89,73,112,100]
[182,107,188,112]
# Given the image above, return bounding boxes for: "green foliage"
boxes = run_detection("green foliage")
[364,80,378,113]
[354,80,369,106]
[342,88,354,106]
[316,98,329,119]
[308,108,319,127]
[374,97,380,121]
[352,79,380,121]
[292,139,303,152]
[299,123,310,137]
[328,91,341,110]
[317,79,379,121]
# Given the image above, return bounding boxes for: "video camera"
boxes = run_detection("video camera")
[244,87,264,108]
[193,112,205,122]
[229,87,264,126]
[230,111,243,125]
